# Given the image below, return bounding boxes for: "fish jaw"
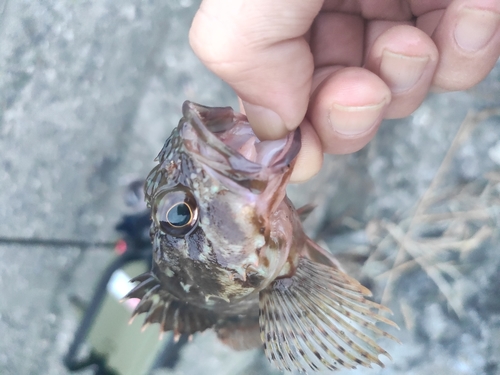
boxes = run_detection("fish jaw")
[180,101,301,199]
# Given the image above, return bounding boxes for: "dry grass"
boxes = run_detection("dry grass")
[362,108,500,322]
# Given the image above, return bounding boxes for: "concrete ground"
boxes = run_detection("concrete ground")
[1,1,499,375]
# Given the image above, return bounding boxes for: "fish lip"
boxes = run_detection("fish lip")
[182,101,263,173]
[181,101,301,192]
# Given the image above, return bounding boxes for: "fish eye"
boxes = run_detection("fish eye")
[153,188,198,237]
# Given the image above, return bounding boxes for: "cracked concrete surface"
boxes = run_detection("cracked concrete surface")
[1,1,499,375]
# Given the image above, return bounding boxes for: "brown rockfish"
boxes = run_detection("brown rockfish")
[125,101,398,372]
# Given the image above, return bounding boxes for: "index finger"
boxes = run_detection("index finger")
[190,0,324,139]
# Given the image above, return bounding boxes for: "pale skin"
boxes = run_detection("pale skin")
[189,0,500,182]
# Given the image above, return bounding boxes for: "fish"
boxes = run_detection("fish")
[124,101,399,373]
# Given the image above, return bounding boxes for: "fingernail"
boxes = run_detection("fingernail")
[380,50,429,93]
[329,101,388,136]
[242,101,287,140]
[454,8,500,52]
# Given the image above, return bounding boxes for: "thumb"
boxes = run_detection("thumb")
[190,0,323,139]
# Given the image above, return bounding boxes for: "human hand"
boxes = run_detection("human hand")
[190,0,500,182]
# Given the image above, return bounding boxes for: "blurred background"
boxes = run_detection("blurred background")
[1,1,499,374]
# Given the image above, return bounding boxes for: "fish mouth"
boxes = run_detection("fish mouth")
[181,101,301,193]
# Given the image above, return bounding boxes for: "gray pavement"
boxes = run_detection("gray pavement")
[1,1,500,375]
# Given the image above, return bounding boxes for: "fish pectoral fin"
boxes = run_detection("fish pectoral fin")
[258,257,399,373]
[124,272,217,335]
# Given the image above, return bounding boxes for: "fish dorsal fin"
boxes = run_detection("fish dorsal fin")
[302,237,342,269]
[124,272,217,335]
[296,204,316,222]
[259,258,399,373]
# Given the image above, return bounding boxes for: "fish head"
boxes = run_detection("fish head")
[144,101,301,306]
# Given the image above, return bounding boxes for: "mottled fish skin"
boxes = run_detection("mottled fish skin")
[125,101,398,373]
